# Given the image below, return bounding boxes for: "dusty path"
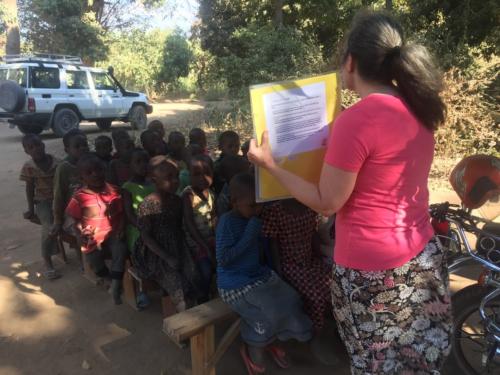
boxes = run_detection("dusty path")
[0,100,489,375]
[0,102,350,375]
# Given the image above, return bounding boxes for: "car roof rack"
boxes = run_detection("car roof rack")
[0,53,83,65]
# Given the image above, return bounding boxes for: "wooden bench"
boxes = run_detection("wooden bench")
[123,260,177,318]
[163,298,240,375]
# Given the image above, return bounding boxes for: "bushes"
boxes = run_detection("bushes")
[436,58,499,158]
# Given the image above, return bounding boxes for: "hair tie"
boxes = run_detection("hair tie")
[387,45,402,61]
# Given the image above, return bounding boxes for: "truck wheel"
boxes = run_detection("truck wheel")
[52,108,80,137]
[96,119,112,131]
[0,80,26,112]
[129,105,147,130]
[17,123,43,135]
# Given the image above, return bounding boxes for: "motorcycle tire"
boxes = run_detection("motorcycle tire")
[443,284,500,375]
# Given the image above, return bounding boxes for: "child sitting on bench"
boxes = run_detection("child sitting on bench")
[131,156,202,312]
[65,154,128,304]
[216,173,312,375]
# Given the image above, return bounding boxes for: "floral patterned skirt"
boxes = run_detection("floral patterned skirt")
[331,237,453,374]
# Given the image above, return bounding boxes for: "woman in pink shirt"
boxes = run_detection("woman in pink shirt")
[249,10,452,375]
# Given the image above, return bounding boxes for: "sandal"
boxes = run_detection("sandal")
[266,345,290,369]
[240,345,266,375]
[44,269,61,280]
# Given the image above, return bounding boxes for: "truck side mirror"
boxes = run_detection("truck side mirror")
[108,66,114,76]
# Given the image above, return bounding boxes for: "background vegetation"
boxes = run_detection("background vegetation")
[1,0,498,160]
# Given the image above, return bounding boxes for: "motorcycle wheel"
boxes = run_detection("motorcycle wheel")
[444,284,500,374]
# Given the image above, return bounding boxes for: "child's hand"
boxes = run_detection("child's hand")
[49,223,62,237]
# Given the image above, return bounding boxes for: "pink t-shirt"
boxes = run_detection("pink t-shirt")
[325,93,434,271]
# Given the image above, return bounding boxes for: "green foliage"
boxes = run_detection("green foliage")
[157,32,193,88]
[18,0,107,62]
[0,4,7,34]
[215,24,325,94]
[397,0,500,69]
[98,29,168,95]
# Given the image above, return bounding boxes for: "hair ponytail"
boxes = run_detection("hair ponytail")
[342,11,447,131]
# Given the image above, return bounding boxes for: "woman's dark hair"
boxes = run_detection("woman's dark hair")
[341,10,446,131]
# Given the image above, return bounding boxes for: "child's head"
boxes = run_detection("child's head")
[111,129,131,150]
[94,135,112,159]
[147,120,165,139]
[218,131,240,157]
[189,154,214,192]
[241,140,250,159]
[219,155,250,184]
[167,131,186,158]
[189,128,207,150]
[129,148,149,178]
[141,129,165,157]
[116,137,135,162]
[77,154,106,189]
[148,156,179,194]
[230,173,261,219]
[22,134,46,161]
[63,130,89,161]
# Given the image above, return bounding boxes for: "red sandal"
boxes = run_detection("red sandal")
[240,345,266,375]
[266,345,290,369]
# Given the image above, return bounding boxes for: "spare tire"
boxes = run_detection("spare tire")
[0,80,26,112]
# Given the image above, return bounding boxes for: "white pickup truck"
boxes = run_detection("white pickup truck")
[0,54,153,136]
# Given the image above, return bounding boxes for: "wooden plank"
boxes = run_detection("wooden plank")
[161,296,177,319]
[191,326,215,375]
[163,298,235,343]
[123,261,139,310]
[205,318,241,370]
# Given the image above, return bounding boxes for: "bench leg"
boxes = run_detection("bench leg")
[123,261,139,310]
[190,325,215,375]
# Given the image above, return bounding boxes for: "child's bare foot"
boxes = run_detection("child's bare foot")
[266,345,290,369]
[240,345,265,375]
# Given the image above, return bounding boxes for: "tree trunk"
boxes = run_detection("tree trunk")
[386,0,393,10]
[273,0,284,28]
[5,0,20,55]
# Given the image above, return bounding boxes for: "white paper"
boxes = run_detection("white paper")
[263,81,328,158]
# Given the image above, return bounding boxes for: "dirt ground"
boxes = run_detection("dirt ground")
[0,101,481,375]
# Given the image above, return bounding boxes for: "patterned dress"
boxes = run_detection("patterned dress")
[262,202,332,329]
[331,237,452,374]
[131,193,201,307]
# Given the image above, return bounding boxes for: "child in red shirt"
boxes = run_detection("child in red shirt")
[66,154,127,304]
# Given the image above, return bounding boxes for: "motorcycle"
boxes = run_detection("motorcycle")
[435,155,500,374]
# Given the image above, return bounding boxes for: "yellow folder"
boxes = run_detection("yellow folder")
[250,72,341,202]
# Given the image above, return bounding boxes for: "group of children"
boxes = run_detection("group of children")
[20,121,335,373]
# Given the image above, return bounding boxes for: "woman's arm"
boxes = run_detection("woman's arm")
[249,132,357,216]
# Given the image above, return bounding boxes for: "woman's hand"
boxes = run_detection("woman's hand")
[248,131,276,170]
